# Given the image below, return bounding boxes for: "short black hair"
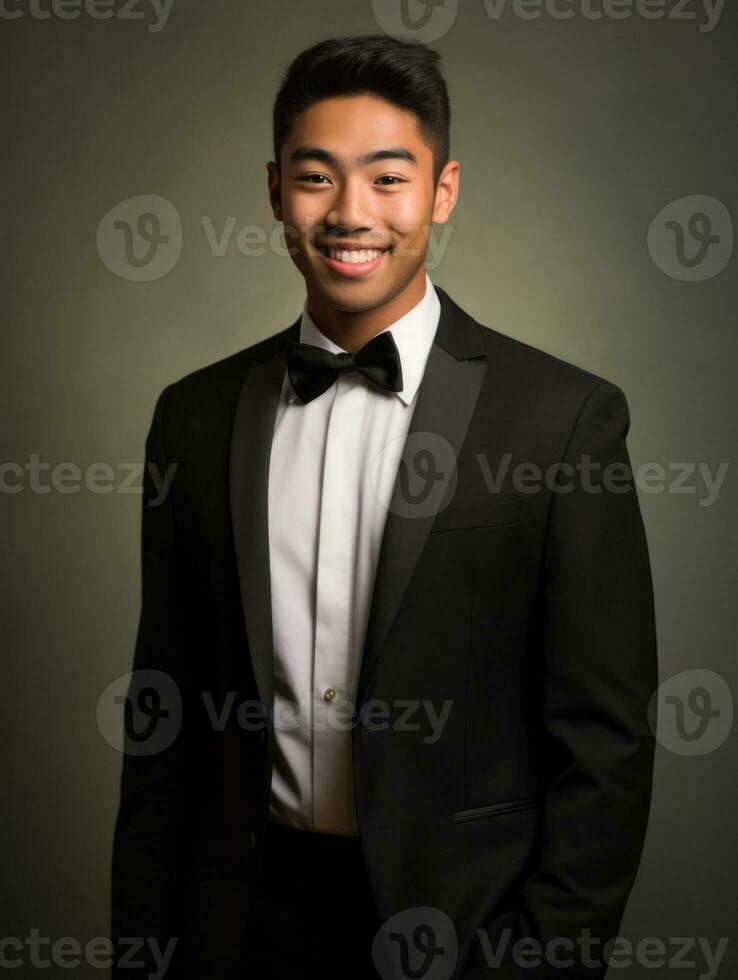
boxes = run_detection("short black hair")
[272,34,451,186]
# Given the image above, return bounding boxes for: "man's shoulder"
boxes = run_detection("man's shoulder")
[480,320,615,394]
[436,287,628,427]
[441,285,622,405]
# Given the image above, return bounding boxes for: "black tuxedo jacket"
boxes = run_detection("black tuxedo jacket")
[111,285,658,979]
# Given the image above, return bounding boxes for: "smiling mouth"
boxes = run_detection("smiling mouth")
[316,245,389,263]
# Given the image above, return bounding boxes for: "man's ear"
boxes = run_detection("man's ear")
[266,162,283,221]
[432,160,460,224]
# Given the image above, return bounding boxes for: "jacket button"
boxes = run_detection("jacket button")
[323,688,336,702]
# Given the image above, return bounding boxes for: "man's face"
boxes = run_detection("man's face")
[267,94,457,313]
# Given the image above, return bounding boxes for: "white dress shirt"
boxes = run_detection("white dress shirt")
[267,272,441,835]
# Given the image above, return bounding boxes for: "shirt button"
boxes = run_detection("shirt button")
[323,688,336,702]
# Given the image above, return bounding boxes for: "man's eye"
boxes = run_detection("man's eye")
[375,175,404,186]
[299,174,331,184]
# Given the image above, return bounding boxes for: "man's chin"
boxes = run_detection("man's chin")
[308,271,397,313]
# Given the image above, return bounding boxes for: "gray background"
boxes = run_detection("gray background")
[3,1,737,976]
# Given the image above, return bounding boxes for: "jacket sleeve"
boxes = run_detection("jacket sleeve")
[463,381,658,979]
[110,385,197,979]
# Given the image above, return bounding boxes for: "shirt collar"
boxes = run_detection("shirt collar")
[286,273,441,406]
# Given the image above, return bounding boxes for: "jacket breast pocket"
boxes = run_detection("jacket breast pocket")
[453,796,542,822]
[429,497,522,534]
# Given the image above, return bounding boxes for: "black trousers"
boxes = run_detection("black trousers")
[242,819,383,979]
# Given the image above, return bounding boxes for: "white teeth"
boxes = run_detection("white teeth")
[326,248,384,263]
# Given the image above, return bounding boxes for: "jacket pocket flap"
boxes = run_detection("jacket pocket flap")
[430,497,522,533]
[453,796,542,822]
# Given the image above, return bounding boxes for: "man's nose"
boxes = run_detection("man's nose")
[326,177,373,231]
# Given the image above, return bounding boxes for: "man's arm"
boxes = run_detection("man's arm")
[110,385,198,979]
[464,381,658,979]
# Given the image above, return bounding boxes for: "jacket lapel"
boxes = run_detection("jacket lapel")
[229,287,487,718]
[229,322,298,716]
[356,290,487,702]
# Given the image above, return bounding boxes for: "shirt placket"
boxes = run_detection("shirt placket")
[312,373,366,833]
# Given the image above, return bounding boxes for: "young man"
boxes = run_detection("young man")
[112,34,658,980]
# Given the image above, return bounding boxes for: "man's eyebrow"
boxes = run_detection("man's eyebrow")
[288,146,418,167]
[362,147,418,166]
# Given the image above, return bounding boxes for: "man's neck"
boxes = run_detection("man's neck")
[305,266,427,353]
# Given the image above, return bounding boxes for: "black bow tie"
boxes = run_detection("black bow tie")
[286,330,403,404]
